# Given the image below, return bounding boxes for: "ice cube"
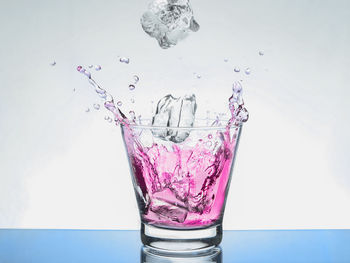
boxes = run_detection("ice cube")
[141,0,200,49]
[152,94,197,143]
[150,199,188,223]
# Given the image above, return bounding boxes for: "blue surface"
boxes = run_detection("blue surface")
[0,229,349,262]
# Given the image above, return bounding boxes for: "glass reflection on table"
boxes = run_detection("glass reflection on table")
[141,246,222,263]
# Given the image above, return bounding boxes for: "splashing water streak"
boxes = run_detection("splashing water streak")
[76,65,127,125]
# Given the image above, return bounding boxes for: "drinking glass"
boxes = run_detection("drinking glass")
[121,120,242,252]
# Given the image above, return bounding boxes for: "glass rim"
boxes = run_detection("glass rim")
[122,118,243,131]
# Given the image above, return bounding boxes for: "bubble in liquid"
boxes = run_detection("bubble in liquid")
[245,68,251,75]
[119,57,130,64]
[50,61,56,66]
[95,65,102,71]
[259,51,264,56]
[93,103,100,110]
[117,101,122,107]
[77,65,83,72]
[234,67,240,73]
[133,75,139,83]
[129,84,135,91]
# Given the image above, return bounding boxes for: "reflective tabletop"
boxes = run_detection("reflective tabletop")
[0,229,349,262]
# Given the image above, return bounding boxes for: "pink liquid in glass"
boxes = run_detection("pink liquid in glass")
[122,125,240,229]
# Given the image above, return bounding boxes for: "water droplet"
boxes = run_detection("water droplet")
[245,68,251,75]
[130,98,135,103]
[234,67,240,73]
[84,70,91,78]
[77,65,82,72]
[196,74,201,79]
[119,57,130,64]
[224,58,228,62]
[50,61,56,66]
[133,75,139,84]
[117,101,122,107]
[85,108,90,113]
[88,65,93,68]
[95,65,102,71]
[259,51,264,56]
[93,103,100,110]
[104,116,113,123]
[206,141,212,147]
[208,134,213,139]
[129,84,135,91]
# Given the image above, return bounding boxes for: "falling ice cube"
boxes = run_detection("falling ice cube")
[141,0,200,49]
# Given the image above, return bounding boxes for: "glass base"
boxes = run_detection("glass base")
[141,223,222,253]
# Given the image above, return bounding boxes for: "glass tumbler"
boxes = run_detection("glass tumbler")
[121,120,243,252]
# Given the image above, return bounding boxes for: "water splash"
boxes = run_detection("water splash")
[76,65,128,125]
[228,81,249,126]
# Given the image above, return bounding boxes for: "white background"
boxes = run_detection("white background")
[0,0,349,230]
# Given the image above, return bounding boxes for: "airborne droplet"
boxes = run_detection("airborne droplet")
[234,67,240,73]
[245,68,251,75]
[129,84,135,91]
[117,101,122,107]
[119,57,130,64]
[133,75,139,84]
[93,103,100,110]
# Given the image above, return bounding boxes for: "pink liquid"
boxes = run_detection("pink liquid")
[122,126,240,229]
